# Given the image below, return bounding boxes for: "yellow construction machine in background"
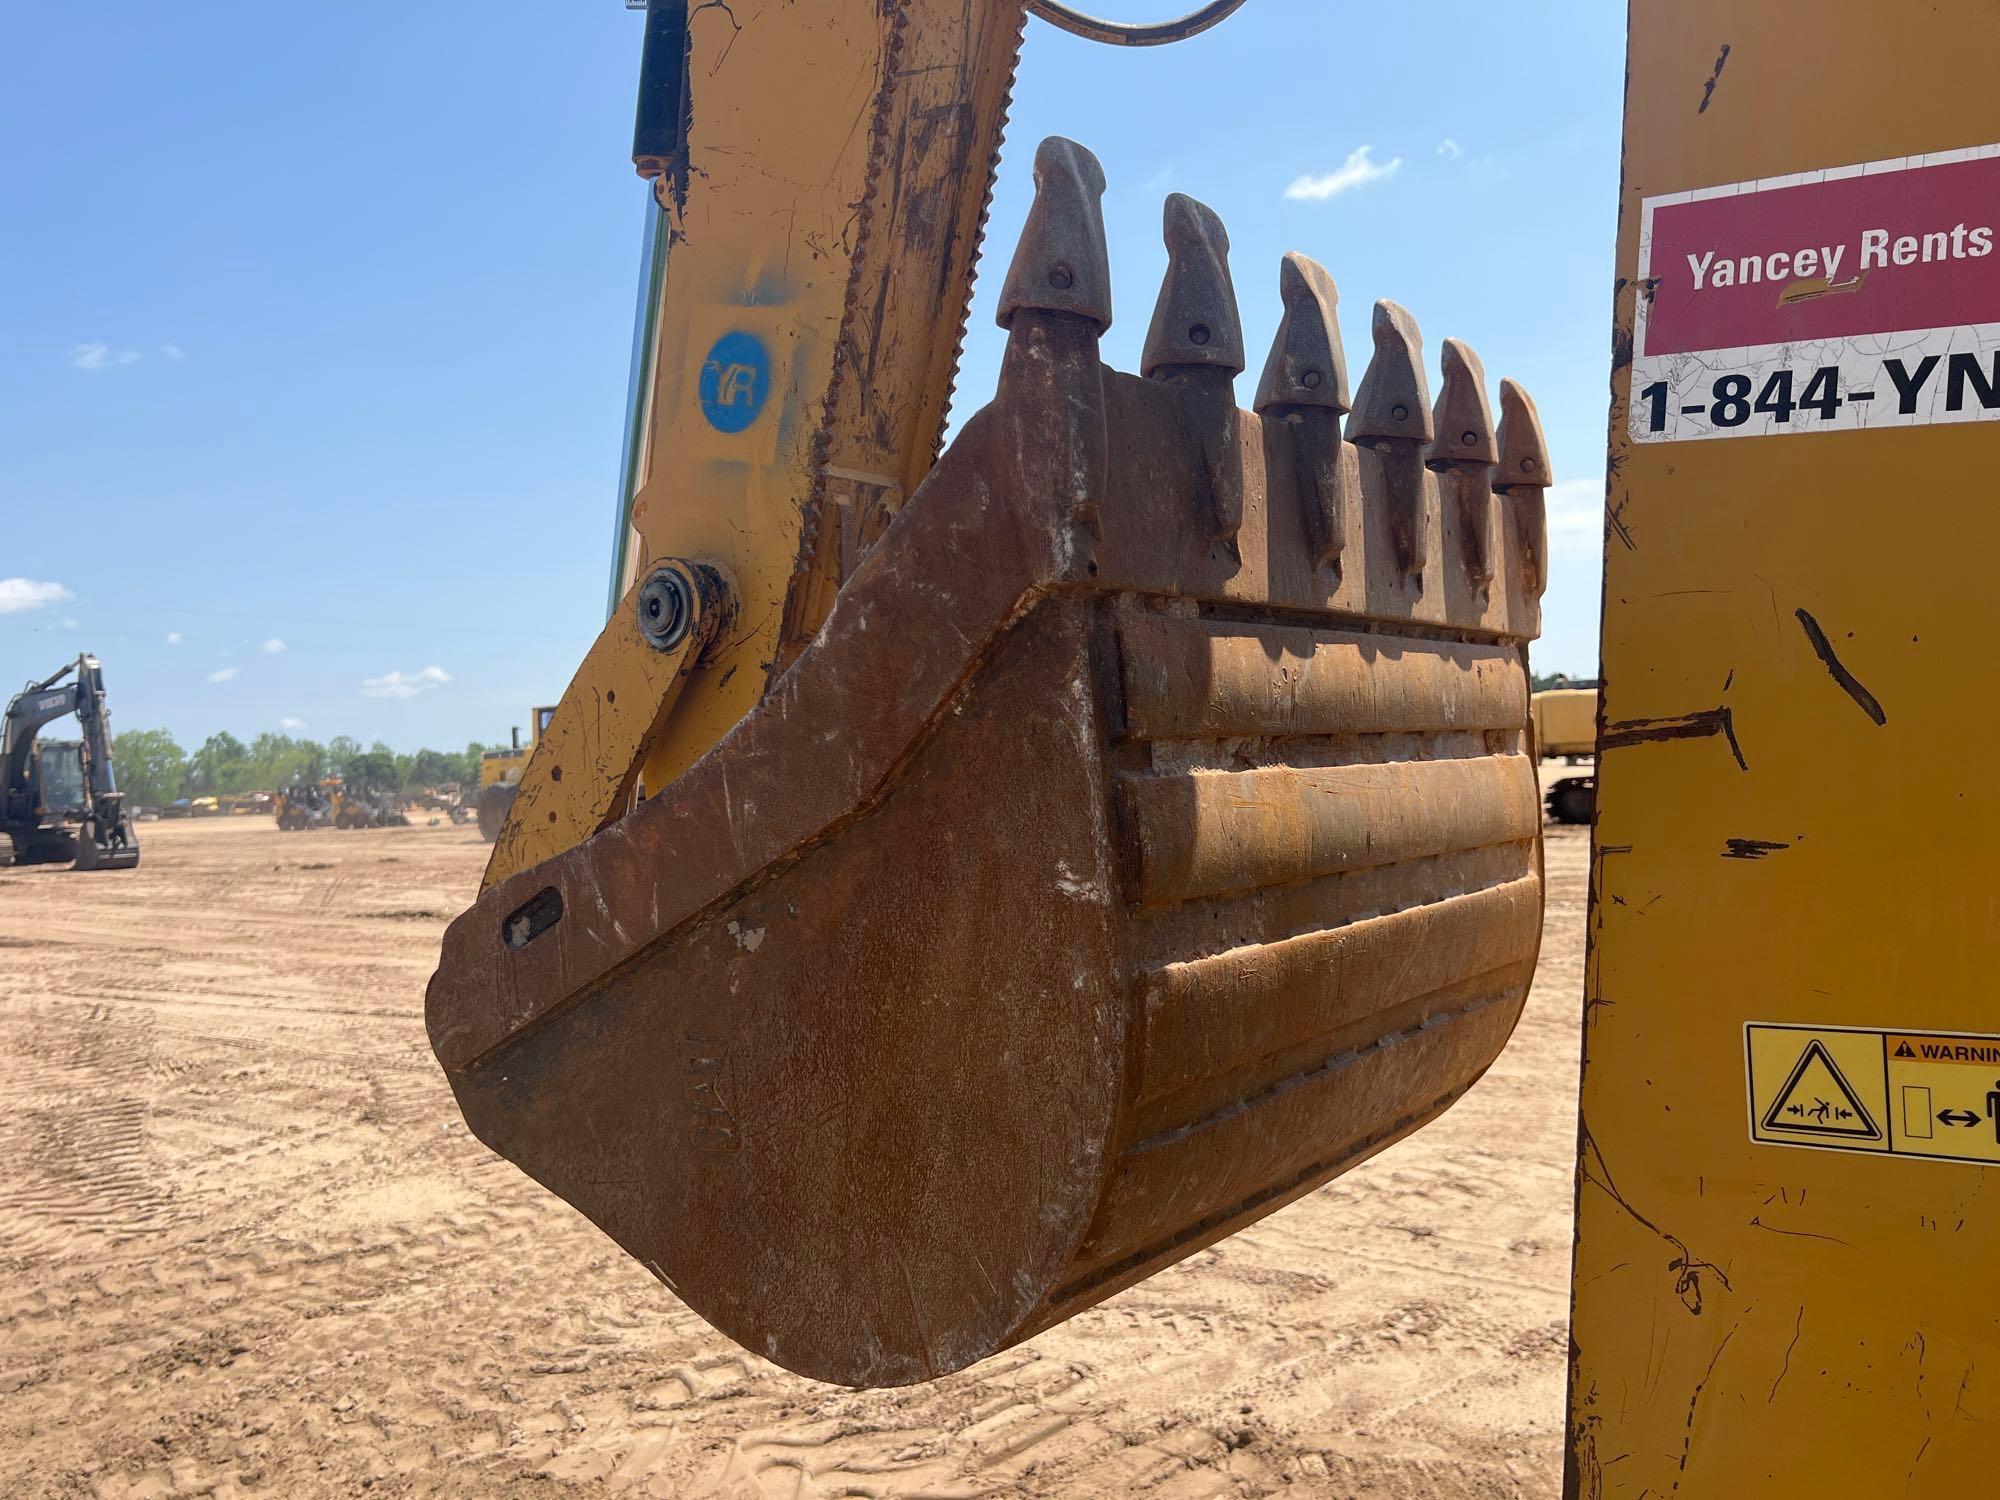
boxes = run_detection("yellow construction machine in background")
[1533,687,1597,761]
[465,706,554,842]
[1533,686,1597,825]
[273,783,332,830]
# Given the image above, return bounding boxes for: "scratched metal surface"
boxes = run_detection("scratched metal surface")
[1568,4,2000,1494]
[431,138,1554,1388]
[0,815,1590,1497]
[618,0,1031,801]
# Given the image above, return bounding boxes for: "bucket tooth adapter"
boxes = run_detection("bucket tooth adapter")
[1142,192,1247,549]
[1254,251,1353,575]
[1427,338,1501,594]
[428,137,1549,1388]
[1347,299,1436,580]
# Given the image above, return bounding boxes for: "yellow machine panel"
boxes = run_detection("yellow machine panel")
[1569,3,2000,1494]
[1532,688,1597,759]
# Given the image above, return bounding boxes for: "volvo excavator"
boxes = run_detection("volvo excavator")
[1,654,140,870]
[422,2,2000,1492]
[426,0,1550,1390]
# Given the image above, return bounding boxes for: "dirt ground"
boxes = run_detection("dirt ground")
[0,811,1588,1499]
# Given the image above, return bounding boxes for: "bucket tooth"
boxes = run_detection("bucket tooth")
[1426,338,1497,468]
[1425,338,1498,595]
[1142,193,1245,549]
[1253,251,1350,412]
[1495,377,1553,597]
[1253,252,1352,573]
[997,136,1113,334]
[1141,194,1245,376]
[995,136,1113,536]
[1347,299,1432,444]
[1346,300,1434,578]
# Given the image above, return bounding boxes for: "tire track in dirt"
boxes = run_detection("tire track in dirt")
[0,817,1587,1498]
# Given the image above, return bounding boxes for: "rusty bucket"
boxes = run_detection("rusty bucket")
[427,138,1550,1388]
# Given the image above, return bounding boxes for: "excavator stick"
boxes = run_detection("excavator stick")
[428,139,1550,1387]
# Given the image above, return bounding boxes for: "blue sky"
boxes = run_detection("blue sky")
[1,2,1622,752]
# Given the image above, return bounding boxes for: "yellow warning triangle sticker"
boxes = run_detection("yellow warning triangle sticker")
[1761,1039,1883,1139]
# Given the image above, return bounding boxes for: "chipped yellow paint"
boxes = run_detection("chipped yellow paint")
[1570,5,2000,1494]
[481,563,723,894]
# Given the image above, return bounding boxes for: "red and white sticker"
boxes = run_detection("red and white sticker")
[1632,143,2000,443]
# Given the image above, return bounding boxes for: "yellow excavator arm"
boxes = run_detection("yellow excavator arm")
[483,0,1029,889]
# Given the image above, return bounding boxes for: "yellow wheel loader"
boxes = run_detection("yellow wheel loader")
[273,785,326,830]
[464,708,555,841]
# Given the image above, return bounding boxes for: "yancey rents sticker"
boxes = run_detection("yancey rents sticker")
[1630,143,2000,442]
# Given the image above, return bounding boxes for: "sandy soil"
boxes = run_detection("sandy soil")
[0,813,1587,1499]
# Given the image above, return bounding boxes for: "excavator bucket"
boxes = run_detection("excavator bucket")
[427,139,1550,1388]
[72,821,140,871]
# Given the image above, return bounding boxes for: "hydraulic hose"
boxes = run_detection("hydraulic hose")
[1024,0,1249,46]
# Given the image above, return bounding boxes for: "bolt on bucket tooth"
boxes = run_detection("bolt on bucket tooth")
[427,136,1549,1389]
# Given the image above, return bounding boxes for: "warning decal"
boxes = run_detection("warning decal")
[1758,1039,1881,1140]
[1632,142,2000,443]
[1747,1023,2000,1165]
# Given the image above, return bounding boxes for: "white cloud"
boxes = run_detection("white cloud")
[160,343,188,360]
[361,665,451,700]
[0,578,73,615]
[262,637,286,654]
[70,342,141,371]
[208,667,239,684]
[1284,145,1403,202]
[1437,138,1463,160]
[60,617,79,630]
[1547,476,1605,557]
[166,631,183,645]
[279,716,307,731]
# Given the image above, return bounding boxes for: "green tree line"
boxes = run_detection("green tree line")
[110,729,504,808]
